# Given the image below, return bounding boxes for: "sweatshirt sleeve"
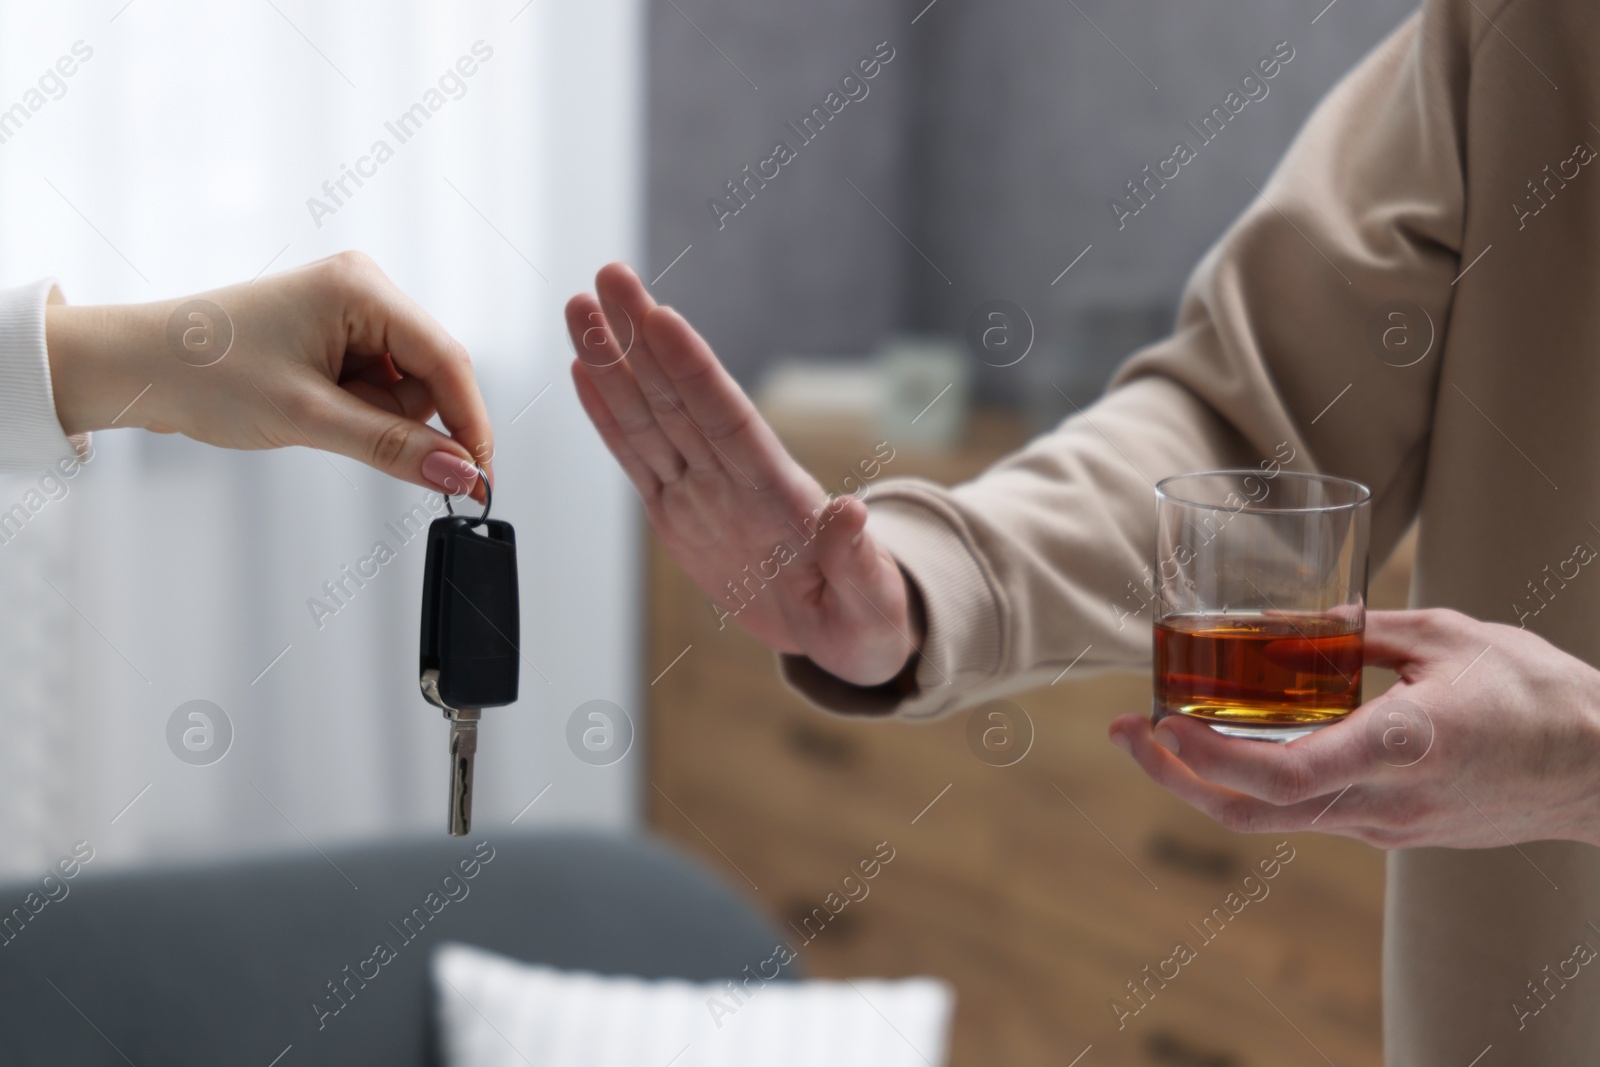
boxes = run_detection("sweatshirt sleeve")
[783,3,1474,718]
[0,279,86,470]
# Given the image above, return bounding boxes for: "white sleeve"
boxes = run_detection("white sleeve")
[0,279,87,470]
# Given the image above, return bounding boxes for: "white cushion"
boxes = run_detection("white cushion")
[432,941,954,1067]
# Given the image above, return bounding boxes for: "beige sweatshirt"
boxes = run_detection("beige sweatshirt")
[783,0,1600,1061]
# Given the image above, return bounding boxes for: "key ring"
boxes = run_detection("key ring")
[443,464,492,523]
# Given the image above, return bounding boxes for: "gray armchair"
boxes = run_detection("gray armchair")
[0,832,791,1066]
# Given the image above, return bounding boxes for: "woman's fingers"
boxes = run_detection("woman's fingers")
[338,257,496,486]
[340,375,436,425]
[565,293,687,485]
[295,380,479,497]
[339,351,402,390]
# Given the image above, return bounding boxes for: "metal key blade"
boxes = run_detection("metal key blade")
[447,708,480,836]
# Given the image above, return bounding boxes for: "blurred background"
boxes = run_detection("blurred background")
[0,1,1420,1064]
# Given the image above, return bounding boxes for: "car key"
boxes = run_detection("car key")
[419,469,519,836]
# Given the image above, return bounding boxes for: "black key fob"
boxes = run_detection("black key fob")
[419,513,520,709]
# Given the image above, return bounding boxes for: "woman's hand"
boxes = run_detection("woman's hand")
[45,251,493,501]
[566,263,919,687]
[1109,608,1600,849]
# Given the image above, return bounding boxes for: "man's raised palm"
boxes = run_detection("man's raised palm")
[565,264,918,686]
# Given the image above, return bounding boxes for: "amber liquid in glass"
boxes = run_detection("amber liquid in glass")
[1154,612,1362,729]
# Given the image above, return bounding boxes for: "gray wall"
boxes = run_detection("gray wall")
[648,0,1416,413]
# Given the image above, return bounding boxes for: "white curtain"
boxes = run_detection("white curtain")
[0,0,643,879]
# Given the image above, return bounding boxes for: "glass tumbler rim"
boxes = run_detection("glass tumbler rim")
[1155,469,1372,515]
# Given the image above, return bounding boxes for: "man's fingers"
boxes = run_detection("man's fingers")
[824,500,916,654]
[787,495,918,678]
[1362,608,1485,674]
[566,293,687,485]
[1144,710,1377,805]
[1111,715,1292,830]
[640,305,802,496]
[1110,715,1362,835]
[592,265,723,475]
[1362,610,1432,669]
[584,262,809,500]
[292,382,481,499]
[812,496,898,604]
[593,261,649,361]
[571,360,663,503]
[812,494,869,570]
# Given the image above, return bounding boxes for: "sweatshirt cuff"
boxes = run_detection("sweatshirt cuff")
[779,481,1007,719]
[0,279,86,470]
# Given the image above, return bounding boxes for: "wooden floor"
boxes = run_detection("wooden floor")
[647,412,1413,1067]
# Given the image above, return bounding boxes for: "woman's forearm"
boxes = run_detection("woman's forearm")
[46,301,162,435]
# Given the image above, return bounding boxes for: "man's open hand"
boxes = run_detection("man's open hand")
[566,263,918,687]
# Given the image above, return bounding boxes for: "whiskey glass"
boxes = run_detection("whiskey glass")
[1152,470,1371,741]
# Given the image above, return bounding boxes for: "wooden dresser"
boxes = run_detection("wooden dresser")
[646,411,1410,1067]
